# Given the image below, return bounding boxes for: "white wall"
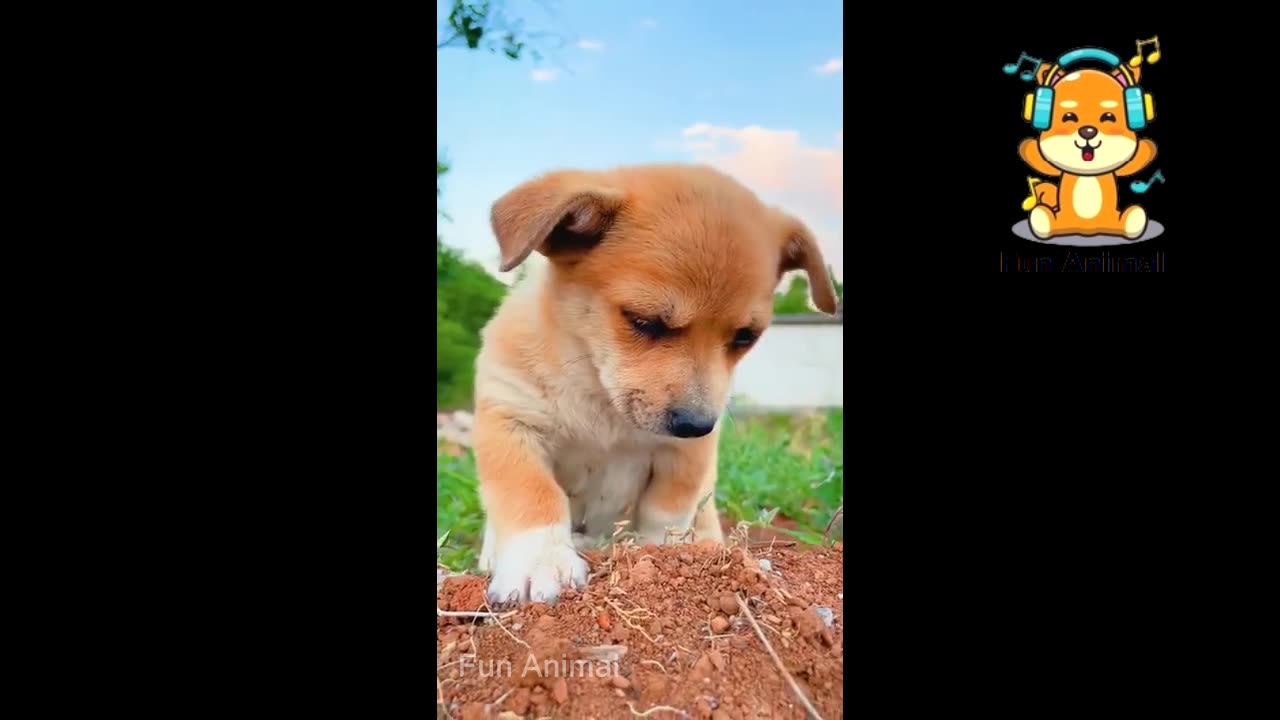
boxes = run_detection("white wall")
[730,320,843,410]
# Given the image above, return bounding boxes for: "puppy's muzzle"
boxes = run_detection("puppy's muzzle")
[666,407,717,438]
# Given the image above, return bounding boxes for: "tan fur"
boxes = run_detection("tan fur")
[473,163,836,603]
[1020,65,1157,239]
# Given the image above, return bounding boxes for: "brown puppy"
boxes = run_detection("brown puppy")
[474,164,837,604]
[1019,64,1157,239]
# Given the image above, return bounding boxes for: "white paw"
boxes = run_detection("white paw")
[1124,207,1147,239]
[485,526,589,605]
[1029,206,1053,238]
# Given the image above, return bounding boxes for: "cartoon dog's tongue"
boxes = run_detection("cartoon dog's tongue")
[1081,146,1094,162]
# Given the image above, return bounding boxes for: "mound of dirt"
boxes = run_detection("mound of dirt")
[437,539,843,719]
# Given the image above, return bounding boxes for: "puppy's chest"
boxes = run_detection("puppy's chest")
[1062,175,1110,219]
[552,439,653,537]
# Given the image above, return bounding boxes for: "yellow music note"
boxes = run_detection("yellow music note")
[1129,36,1161,67]
[1021,176,1041,211]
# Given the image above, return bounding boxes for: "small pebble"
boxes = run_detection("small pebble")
[707,649,725,671]
[815,606,835,627]
[757,558,772,572]
[611,675,631,689]
[710,616,730,633]
[550,678,569,704]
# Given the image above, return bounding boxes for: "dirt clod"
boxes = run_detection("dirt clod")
[717,594,739,615]
[442,575,487,612]
[550,677,569,704]
[632,557,659,584]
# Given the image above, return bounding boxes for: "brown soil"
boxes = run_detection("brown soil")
[437,538,844,720]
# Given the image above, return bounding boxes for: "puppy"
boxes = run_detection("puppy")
[1019,64,1157,239]
[472,164,837,604]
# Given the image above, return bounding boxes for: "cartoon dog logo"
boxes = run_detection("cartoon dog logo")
[1008,47,1160,241]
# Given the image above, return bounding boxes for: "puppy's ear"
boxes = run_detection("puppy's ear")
[1034,62,1055,85]
[490,170,625,272]
[773,210,838,314]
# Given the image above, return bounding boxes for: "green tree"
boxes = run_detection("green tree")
[772,268,844,315]
[436,129,507,407]
[773,275,812,314]
[437,236,507,409]
[434,2,562,407]
[437,0,553,60]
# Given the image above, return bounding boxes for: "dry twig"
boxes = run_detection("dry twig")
[436,675,451,719]
[736,594,826,720]
[824,505,844,545]
[436,608,519,619]
[481,598,530,650]
[627,701,690,718]
[606,599,659,644]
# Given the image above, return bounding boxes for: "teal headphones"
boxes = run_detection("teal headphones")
[1023,48,1155,131]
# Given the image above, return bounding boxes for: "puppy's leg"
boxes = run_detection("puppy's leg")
[1028,204,1058,239]
[474,404,587,605]
[1119,205,1148,240]
[635,435,720,545]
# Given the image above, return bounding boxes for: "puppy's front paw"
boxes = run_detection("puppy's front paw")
[1121,206,1148,239]
[485,526,589,605]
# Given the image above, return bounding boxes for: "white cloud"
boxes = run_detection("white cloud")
[530,69,559,82]
[679,123,844,279]
[680,124,842,210]
[640,18,658,28]
[813,57,843,74]
[576,39,604,50]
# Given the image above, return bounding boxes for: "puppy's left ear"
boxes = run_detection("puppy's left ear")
[1034,62,1056,85]
[773,210,838,314]
[490,170,625,272]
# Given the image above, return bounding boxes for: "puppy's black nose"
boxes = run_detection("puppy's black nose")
[1078,125,1098,140]
[666,408,717,438]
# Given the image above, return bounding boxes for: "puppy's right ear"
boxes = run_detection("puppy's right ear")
[773,209,838,315]
[490,170,625,272]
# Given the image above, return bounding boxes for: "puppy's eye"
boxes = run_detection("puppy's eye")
[1062,112,1078,123]
[626,312,668,339]
[730,328,757,349]
[1100,112,1116,123]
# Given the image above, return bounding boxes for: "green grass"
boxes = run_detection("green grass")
[436,409,844,570]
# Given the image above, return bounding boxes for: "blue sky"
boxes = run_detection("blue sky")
[436,0,844,283]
